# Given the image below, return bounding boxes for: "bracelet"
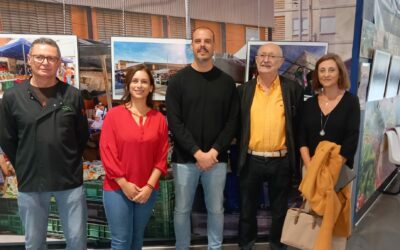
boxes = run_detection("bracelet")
[146,183,154,190]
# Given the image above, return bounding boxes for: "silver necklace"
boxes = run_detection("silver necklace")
[320,112,330,136]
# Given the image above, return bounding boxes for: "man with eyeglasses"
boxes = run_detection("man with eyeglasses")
[0,37,89,250]
[237,43,303,250]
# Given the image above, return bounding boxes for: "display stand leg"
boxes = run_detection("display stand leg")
[382,167,400,195]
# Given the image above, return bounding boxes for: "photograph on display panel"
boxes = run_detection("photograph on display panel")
[366,49,391,102]
[245,41,328,97]
[385,55,400,98]
[0,34,79,98]
[357,62,371,110]
[111,37,193,100]
[355,98,400,221]
[360,20,375,59]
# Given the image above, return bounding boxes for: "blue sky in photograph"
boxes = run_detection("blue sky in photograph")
[114,41,194,64]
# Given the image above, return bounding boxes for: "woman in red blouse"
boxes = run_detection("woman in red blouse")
[100,65,168,250]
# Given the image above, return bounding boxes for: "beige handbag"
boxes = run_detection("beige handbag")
[281,202,347,250]
[280,204,321,250]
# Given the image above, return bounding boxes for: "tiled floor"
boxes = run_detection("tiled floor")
[346,192,400,250]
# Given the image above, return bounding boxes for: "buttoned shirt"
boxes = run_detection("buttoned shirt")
[248,76,287,152]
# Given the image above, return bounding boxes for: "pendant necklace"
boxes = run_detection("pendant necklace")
[320,111,330,136]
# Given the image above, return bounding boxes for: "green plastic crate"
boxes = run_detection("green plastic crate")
[144,179,175,238]
[87,222,110,240]
[47,217,63,234]
[0,198,18,214]
[87,201,107,222]
[84,180,103,202]
[0,214,24,234]
[144,219,174,238]
[49,201,58,216]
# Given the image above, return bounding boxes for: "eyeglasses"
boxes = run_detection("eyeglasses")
[30,55,60,64]
[256,54,283,60]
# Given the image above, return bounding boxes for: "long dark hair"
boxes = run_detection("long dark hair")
[121,64,155,108]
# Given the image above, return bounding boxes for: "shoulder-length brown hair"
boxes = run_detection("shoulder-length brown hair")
[121,64,154,108]
[312,53,350,91]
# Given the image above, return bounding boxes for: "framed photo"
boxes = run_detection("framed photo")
[367,49,391,102]
[245,41,328,96]
[0,34,79,99]
[357,62,371,110]
[111,37,193,100]
[385,55,400,98]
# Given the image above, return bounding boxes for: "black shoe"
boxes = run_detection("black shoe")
[270,242,287,250]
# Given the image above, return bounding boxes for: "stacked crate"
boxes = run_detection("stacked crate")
[0,178,175,241]
[87,220,111,240]
[46,180,110,240]
[144,178,175,238]
[0,198,24,235]
[84,180,103,202]
[83,179,110,241]
[47,217,64,238]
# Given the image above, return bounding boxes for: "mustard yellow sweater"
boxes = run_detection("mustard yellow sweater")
[299,141,351,250]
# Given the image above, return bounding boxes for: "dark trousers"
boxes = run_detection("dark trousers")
[239,154,291,250]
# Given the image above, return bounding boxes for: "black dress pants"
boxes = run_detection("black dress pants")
[239,154,291,250]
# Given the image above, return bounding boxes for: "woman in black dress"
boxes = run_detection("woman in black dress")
[299,53,360,170]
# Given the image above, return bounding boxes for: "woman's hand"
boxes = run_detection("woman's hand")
[121,182,141,200]
[115,178,140,200]
[132,185,153,204]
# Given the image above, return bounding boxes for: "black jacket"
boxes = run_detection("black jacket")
[166,66,239,163]
[0,80,89,192]
[237,76,303,175]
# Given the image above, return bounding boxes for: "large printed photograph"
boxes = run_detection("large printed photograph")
[245,41,328,96]
[357,62,371,110]
[355,98,400,218]
[111,37,193,100]
[385,55,400,98]
[366,49,391,102]
[0,34,79,98]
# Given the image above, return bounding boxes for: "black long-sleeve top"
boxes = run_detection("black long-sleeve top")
[299,91,360,168]
[0,80,89,192]
[166,65,239,163]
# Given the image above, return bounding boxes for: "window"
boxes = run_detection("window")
[0,0,72,34]
[96,8,151,41]
[246,27,259,41]
[320,16,336,34]
[272,16,285,41]
[293,18,309,35]
[274,0,285,10]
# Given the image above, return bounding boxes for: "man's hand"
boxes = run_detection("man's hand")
[194,148,219,171]
[209,148,219,163]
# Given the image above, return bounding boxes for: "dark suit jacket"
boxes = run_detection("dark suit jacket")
[237,76,303,175]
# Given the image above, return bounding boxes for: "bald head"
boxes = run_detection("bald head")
[257,43,283,57]
[255,43,284,77]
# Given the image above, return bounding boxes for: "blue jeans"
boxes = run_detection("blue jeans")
[18,185,87,250]
[173,162,227,250]
[103,189,158,250]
